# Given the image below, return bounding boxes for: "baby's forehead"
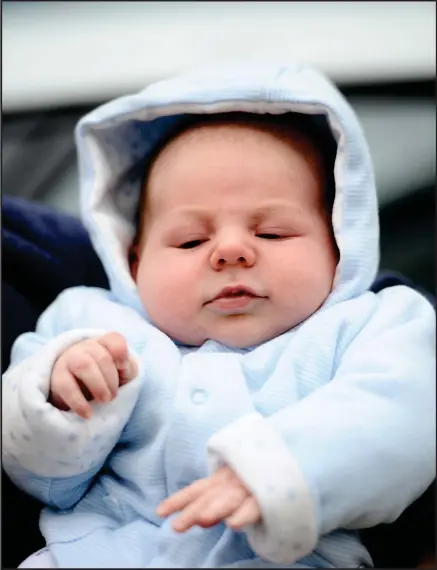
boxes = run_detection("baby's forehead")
[147,114,325,183]
[151,122,257,171]
[159,114,317,152]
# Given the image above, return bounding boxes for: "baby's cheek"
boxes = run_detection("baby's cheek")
[272,247,330,318]
[140,263,198,327]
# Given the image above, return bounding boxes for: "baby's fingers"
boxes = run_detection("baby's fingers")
[98,333,138,385]
[51,370,93,419]
[172,484,248,532]
[117,356,138,386]
[225,496,261,529]
[67,351,112,404]
[157,478,212,517]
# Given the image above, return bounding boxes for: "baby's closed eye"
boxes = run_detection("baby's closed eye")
[255,228,296,240]
[256,233,282,240]
[178,239,208,249]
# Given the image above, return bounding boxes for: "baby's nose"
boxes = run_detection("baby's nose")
[210,237,255,270]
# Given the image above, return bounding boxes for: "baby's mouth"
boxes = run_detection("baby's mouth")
[205,286,267,313]
[211,285,260,302]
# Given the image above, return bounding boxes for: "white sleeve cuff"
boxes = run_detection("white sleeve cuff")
[2,329,142,478]
[207,413,317,564]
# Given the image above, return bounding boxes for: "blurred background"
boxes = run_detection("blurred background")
[2,0,435,294]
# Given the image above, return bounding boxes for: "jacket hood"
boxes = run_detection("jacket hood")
[75,62,379,319]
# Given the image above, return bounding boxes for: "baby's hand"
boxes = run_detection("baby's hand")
[157,465,261,532]
[49,332,138,419]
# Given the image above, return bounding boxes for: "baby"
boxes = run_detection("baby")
[3,63,435,569]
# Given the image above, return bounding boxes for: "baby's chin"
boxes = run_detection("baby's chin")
[173,319,295,350]
[208,329,288,349]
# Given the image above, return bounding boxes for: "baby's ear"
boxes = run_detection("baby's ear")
[128,245,139,280]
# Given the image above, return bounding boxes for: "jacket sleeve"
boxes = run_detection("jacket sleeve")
[207,286,436,564]
[2,288,143,510]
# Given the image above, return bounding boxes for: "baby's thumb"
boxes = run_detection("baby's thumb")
[118,355,139,385]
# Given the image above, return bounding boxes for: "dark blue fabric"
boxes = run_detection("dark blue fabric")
[1,196,434,568]
[371,269,435,308]
[2,196,108,374]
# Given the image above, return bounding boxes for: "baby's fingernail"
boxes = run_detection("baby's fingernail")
[101,392,111,403]
[172,519,186,533]
[119,358,138,379]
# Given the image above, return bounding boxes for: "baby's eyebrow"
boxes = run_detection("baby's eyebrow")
[159,208,211,229]
[252,206,282,220]
[161,209,210,227]
[171,208,209,220]
[163,202,303,225]
[251,203,305,222]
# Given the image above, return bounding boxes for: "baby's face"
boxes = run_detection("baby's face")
[131,123,338,348]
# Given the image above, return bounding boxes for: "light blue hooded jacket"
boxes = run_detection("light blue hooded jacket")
[2,63,435,568]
